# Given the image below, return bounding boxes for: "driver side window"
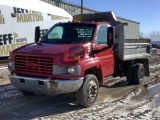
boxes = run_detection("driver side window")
[96,25,108,45]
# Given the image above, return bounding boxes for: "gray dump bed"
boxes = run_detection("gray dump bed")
[118,39,151,61]
[73,12,151,61]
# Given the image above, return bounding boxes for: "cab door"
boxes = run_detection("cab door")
[94,25,114,77]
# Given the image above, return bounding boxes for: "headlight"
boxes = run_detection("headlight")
[8,61,15,70]
[53,65,81,75]
[8,61,13,68]
[67,67,75,74]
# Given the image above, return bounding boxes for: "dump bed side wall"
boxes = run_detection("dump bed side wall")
[118,38,151,61]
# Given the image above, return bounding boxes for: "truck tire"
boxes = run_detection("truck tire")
[76,74,99,107]
[133,63,145,84]
[126,65,134,84]
[20,90,35,96]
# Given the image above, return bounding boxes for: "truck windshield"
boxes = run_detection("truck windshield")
[41,23,96,44]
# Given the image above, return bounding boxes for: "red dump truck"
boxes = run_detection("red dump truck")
[8,12,151,107]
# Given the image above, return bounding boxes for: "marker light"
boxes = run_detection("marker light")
[109,33,112,40]
[73,20,80,23]
[73,56,80,61]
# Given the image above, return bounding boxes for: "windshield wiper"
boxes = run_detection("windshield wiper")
[40,40,50,43]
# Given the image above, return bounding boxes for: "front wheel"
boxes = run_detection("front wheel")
[76,74,99,107]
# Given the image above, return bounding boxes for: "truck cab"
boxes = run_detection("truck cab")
[8,12,151,107]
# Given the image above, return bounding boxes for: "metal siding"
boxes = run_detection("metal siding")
[41,0,97,15]
[117,18,140,39]
[41,0,140,39]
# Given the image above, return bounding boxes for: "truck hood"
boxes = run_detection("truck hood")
[15,43,85,55]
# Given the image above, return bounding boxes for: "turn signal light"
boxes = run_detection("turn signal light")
[109,33,112,40]
[73,20,80,23]
[73,56,80,61]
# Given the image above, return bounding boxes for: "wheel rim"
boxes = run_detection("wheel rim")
[87,80,98,103]
[139,67,144,82]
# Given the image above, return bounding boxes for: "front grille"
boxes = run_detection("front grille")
[15,55,53,75]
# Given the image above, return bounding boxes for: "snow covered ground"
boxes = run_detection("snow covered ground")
[33,76,160,120]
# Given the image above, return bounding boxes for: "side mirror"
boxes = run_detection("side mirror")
[35,26,40,43]
[107,27,115,47]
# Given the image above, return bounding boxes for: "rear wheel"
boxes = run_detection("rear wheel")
[133,63,145,84]
[126,65,134,84]
[76,74,99,107]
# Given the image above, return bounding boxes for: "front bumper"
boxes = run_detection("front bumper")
[9,74,83,95]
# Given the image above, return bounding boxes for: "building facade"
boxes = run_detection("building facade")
[41,0,140,39]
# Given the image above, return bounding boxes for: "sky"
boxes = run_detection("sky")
[64,0,160,34]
